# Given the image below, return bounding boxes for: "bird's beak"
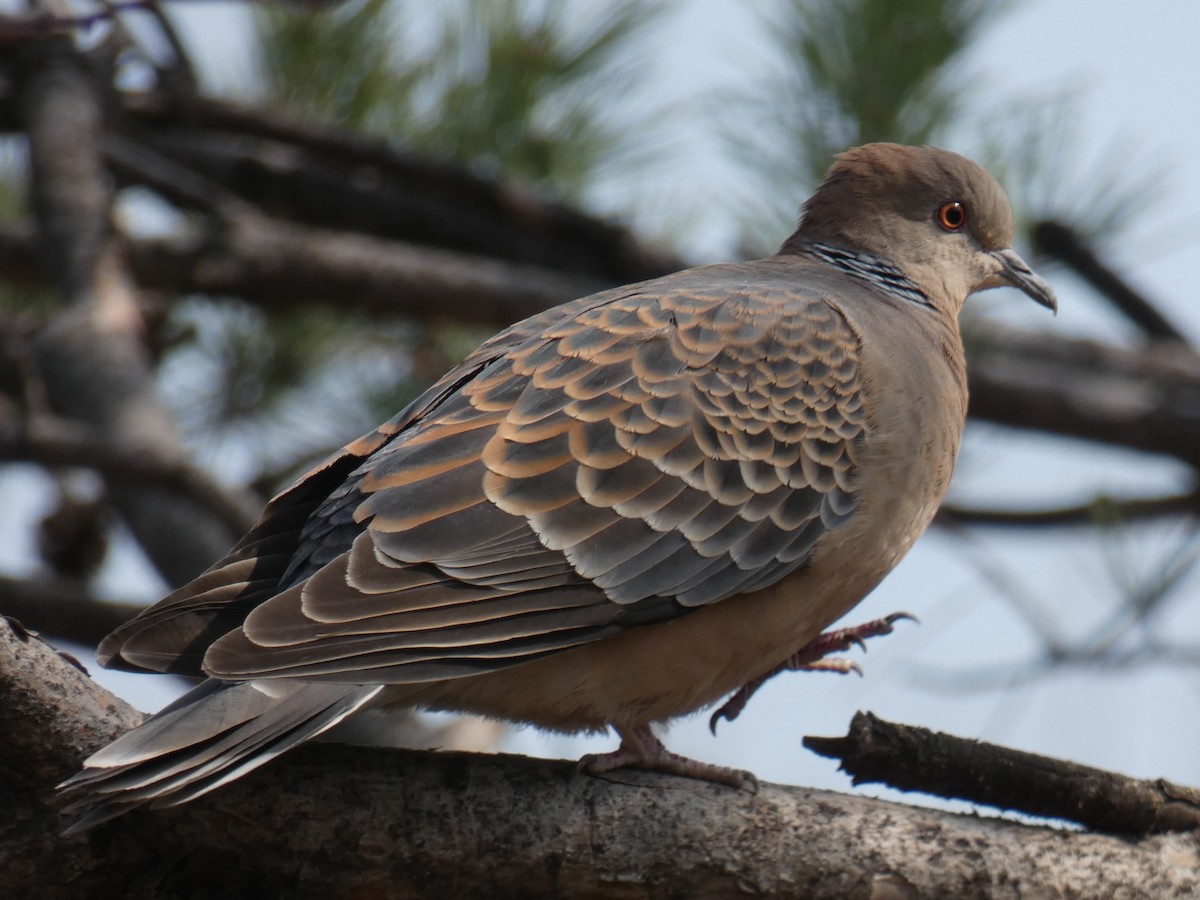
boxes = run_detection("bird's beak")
[990,248,1057,313]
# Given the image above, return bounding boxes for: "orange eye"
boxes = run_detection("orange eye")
[936,200,967,231]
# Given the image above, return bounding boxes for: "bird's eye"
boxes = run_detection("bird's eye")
[936,201,967,232]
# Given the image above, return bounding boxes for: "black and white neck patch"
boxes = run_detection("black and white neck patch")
[806,242,934,310]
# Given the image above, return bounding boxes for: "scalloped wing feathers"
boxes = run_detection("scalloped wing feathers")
[105,262,867,685]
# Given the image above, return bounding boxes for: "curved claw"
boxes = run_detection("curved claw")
[709,688,753,735]
[710,613,915,737]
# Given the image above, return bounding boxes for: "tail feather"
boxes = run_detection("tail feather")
[78,678,274,770]
[62,679,382,833]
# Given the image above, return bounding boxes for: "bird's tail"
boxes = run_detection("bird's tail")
[60,678,382,833]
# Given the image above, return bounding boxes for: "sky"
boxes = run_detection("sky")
[6,0,1200,813]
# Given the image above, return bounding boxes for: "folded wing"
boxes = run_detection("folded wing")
[102,266,867,686]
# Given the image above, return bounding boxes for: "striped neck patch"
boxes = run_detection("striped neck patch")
[806,242,933,309]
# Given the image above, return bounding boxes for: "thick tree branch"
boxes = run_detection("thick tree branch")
[0,616,144,790]
[805,712,1200,836]
[2,619,1198,898]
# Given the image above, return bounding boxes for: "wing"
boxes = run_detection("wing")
[106,264,867,684]
[97,301,579,675]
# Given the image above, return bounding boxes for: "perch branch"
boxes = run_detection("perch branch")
[2,621,1198,897]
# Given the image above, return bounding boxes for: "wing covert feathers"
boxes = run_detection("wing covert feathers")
[200,269,866,681]
[98,264,866,686]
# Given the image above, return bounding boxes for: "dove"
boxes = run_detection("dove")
[63,144,1055,829]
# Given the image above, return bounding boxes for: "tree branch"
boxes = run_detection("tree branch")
[20,46,245,586]
[805,711,1200,836]
[2,618,1197,898]
[0,615,143,791]
[119,94,685,284]
[0,413,261,536]
[938,489,1200,529]
[0,217,603,327]
[1034,221,1188,343]
[0,575,142,647]
[967,327,1200,468]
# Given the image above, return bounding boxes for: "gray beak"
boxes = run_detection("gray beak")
[992,248,1057,313]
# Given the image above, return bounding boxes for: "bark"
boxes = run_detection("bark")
[2,618,1198,899]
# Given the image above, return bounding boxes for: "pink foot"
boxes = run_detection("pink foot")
[579,724,758,792]
[709,612,916,734]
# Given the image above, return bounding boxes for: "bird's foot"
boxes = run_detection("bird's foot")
[578,724,758,792]
[709,612,916,734]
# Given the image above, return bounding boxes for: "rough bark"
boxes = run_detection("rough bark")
[0,616,144,787]
[2,618,1198,899]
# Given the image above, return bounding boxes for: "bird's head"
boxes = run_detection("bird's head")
[787,143,1056,317]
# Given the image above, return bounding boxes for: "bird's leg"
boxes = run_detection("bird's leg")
[709,612,916,734]
[578,724,758,792]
